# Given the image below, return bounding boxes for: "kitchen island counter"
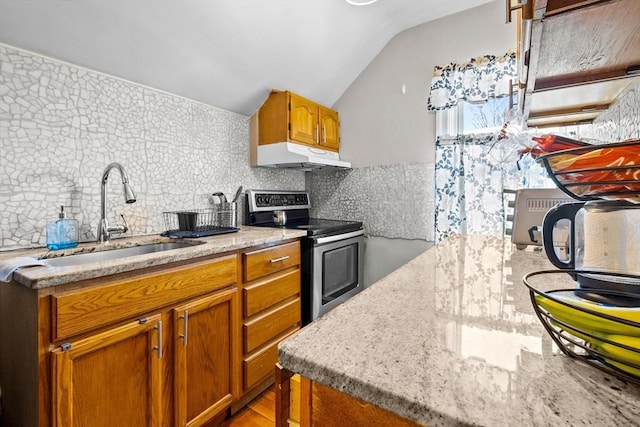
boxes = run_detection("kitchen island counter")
[278,234,640,426]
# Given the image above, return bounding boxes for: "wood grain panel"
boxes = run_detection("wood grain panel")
[243,242,300,283]
[288,374,301,425]
[257,89,289,145]
[289,92,318,146]
[311,381,423,427]
[52,255,237,341]
[51,314,163,427]
[275,365,294,427]
[173,288,237,427]
[318,105,339,151]
[243,269,300,318]
[244,328,301,393]
[244,299,300,353]
[244,342,278,391]
[254,89,340,152]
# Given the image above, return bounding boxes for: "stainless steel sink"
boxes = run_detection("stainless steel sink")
[41,242,197,267]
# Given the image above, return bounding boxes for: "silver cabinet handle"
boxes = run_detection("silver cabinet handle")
[179,310,189,346]
[270,256,290,263]
[154,320,163,358]
[322,125,326,143]
[315,124,319,143]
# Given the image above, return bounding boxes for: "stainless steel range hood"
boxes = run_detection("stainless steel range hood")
[255,142,351,170]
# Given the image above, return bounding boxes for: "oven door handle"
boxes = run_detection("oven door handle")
[314,229,364,244]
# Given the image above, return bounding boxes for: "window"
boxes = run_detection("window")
[462,96,512,134]
[436,96,514,139]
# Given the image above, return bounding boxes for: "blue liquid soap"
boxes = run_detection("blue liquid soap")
[46,205,79,251]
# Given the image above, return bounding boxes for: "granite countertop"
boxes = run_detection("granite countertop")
[278,234,640,427]
[0,226,306,289]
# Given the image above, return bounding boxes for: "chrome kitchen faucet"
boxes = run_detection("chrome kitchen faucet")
[97,162,137,243]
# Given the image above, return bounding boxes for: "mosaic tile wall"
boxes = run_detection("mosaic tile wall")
[305,79,640,243]
[307,163,435,241]
[585,79,640,141]
[0,44,305,249]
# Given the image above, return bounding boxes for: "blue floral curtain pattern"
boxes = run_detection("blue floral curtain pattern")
[434,135,546,242]
[428,50,517,111]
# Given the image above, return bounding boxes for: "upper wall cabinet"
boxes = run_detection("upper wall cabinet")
[518,0,640,128]
[256,90,340,152]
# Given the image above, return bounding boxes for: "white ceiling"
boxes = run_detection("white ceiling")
[0,0,493,116]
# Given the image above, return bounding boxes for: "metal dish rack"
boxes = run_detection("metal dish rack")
[524,269,640,384]
[162,204,238,238]
[537,140,640,202]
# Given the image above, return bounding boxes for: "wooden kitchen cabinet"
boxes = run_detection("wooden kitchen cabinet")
[173,288,238,427]
[275,368,424,427]
[256,90,341,152]
[0,253,238,427]
[288,92,317,146]
[51,314,165,427]
[0,238,302,427]
[51,255,238,427]
[233,241,302,410]
[518,0,640,127]
[318,104,340,151]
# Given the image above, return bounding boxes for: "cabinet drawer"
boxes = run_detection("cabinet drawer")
[243,241,300,282]
[243,328,300,391]
[243,269,300,318]
[244,298,300,353]
[52,254,237,341]
[244,341,278,390]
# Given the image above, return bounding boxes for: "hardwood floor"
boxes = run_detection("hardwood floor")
[221,385,276,427]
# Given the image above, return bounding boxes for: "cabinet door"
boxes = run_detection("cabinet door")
[51,314,163,427]
[174,288,238,427]
[289,93,318,146]
[318,105,340,151]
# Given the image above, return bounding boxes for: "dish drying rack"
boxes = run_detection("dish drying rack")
[524,269,640,384]
[537,140,640,202]
[162,204,238,238]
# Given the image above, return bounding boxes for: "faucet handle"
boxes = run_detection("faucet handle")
[120,214,129,234]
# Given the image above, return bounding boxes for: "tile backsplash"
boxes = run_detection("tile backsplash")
[305,80,640,243]
[586,79,639,141]
[0,43,304,249]
[307,163,435,241]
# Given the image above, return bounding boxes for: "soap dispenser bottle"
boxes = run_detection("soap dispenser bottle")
[47,205,79,250]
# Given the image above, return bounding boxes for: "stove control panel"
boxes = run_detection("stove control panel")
[255,193,308,207]
[246,190,310,212]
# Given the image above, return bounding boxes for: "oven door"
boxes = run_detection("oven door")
[310,229,364,323]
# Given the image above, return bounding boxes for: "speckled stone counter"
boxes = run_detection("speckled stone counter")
[0,226,306,289]
[278,234,640,426]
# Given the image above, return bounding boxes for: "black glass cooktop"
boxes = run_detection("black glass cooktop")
[256,217,362,236]
[245,190,363,237]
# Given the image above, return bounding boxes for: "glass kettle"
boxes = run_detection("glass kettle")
[541,200,640,295]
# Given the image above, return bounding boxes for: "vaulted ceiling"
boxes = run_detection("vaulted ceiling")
[0,0,493,115]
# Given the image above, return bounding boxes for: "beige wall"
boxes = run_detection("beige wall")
[334,0,516,167]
